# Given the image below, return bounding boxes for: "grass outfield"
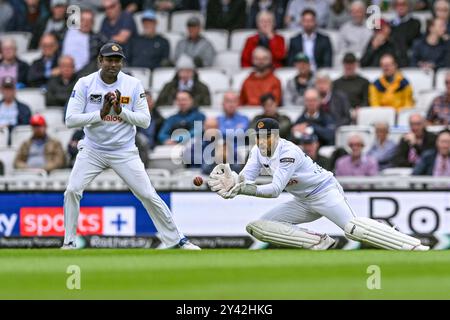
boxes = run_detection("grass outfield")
[0,249,449,299]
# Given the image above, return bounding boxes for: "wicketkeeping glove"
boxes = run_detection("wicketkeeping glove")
[207,164,239,198]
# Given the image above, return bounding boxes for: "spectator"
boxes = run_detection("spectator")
[0,77,32,145]
[158,90,206,145]
[426,71,450,125]
[62,8,107,73]
[241,10,286,68]
[217,91,249,137]
[240,47,282,106]
[14,114,66,172]
[0,38,29,88]
[434,0,450,36]
[367,122,397,170]
[287,9,333,69]
[390,0,422,67]
[297,133,331,170]
[335,134,379,176]
[284,53,314,106]
[327,0,350,30]
[6,0,49,36]
[360,19,398,67]
[315,72,352,127]
[393,113,436,168]
[247,0,288,30]
[155,55,211,107]
[369,54,414,112]
[67,129,84,168]
[250,93,291,139]
[45,55,77,107]
[30,0,68,49]
[338,1,372,59]
[0,159,4,175]
[206,0,246,31]
[100,0,137,45]
[333,53,369,118]
[128,10,170,70]
[0,0,13,32]
[285,0,330,29]
[411,18,449,70]
[413,129,450,176]
[291,88,335,146]
[137,90,165,150]
[28,33,60,88]
[174,16,216,68]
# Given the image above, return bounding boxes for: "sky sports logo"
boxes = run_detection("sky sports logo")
[19,207,136,237]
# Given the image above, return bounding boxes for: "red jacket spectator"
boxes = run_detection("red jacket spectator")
[240,71,282,106]
[241,34,286,68]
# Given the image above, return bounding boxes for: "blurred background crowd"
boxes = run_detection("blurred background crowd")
[0,0,449,179]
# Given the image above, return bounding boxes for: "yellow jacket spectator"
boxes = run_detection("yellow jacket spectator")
[369,54,414,112]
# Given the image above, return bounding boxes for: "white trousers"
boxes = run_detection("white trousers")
[63,144,184,247]
[261,179,356,231]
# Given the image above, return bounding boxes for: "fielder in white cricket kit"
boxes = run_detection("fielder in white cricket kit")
[208,118,429,250]
[62,43,199,250]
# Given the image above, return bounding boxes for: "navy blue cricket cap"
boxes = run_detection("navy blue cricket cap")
[255,118,280,134]
[99,42,126,59]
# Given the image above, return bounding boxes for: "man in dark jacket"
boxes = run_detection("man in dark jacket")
[155,55,211,107]
[128,10,170,70]
[0,38,29,88]
[291,88,336,146]
[30,0,68,49]
[45,55,77,106]
[413,129,450,176]
[0,77,32,145]
[28,33,60,88]
[206,0,246,31]
[361,19,399,67]
[287,9,333,68]
[393,113,436,168]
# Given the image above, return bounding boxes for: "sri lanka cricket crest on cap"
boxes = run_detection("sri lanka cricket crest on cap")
[257,121,265,129]
[112,45,119,52]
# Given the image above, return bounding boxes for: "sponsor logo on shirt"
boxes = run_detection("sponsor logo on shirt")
[280,157,295,163]
[103,115,123,122]
[89,94,102,104]
[140,92,146,99]
[71,90,76,98]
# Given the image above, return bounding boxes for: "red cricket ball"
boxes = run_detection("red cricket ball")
[193,176,203,187]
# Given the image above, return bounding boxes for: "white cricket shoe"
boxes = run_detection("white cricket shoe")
[178,238,201,250]
[311,234,336,250]
[61,241,77,250]
[413,245,430,251]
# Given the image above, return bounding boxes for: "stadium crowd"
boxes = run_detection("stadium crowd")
[0,0,449,178]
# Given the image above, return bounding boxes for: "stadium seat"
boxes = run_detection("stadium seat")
[212,91,225,109]
[93,12,105,33]
[151,68,176,92]
[279,106,304,122]
[10,125,32,149]
[427,125,448,134]
[274,67,297,91]
[397,108,425,127]
[16,88,45,113]
[317,67,343,81]
[359,68,382,83]
[0,128,8,148]
[197,68,230,93]
[0,147,16,175]
[335,125,375,153]
[11,168,47,178]
[415,90,442,111]
[381,167,413,176]
[149,145,185,171]
[202,29,229,52]
[402,68,434,95]
[157,106,179,118]
[164,32,183,60]
[213,51,241,75]
[236,106,263,121]
[230,29,257,51]
[41,108,65,127]
[170,10,204,33]
[435,68,449,90]
[123,67,151,89]
[411,11,433,33]
[357,107,396,126]
[231,69,253,91]
[51,127,74,150]
[156,11,170,33]
[48,168,72,180]
[19,50,42,65]
[199,107,222,118]
[318,145,336,158]
[0,32,32,54]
